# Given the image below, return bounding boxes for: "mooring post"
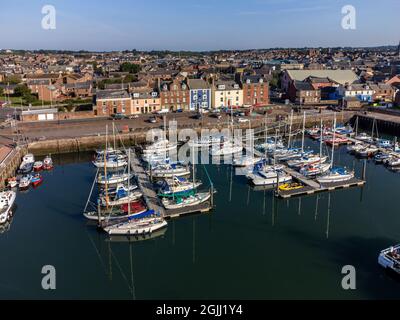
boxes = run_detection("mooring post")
[97,202,101,228]
[210,183,214,207]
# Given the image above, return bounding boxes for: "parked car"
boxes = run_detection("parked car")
[148,116,157,123]
[192,113,202,120]
[237,118,250,123]
[210,113,222,119]
[110,113,127,120]
[128,114,139,119]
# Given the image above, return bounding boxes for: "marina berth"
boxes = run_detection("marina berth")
[0,191,16,224]
[247,168,292,186]
[99,189,143,207]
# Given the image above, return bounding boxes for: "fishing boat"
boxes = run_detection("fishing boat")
[31,173,43,187]
[0,190,16,224]
[33,161,43,171]
[162,192,211,210]
[246,168,292,186]
[19,175,31,190]
[19,154,35,174]
[6,177,18,188]
[103,215,168,236]
[378,244,400,275]
[279,182,303,191]
[97,172,134,185]
[99,189,143,207]
[43,155,53,170]
[287,155,327,169]
[300,163,331,177]
[232,155,262,167]
[149,163,190,178]
[158,176,202,197]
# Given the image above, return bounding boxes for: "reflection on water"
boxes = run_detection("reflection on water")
[1,143,400,299]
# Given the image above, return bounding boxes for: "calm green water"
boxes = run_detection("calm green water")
[1,140,400,300]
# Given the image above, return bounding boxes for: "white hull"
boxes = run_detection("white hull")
[93,160,128,168]
[0,191,16,224]
[210,145,243,156]
[317,172,354,183]
[104,217,168,235]
[247,171,292,186]
[162,192,211,210]
[97,173,134,185]
[100,191,143,206]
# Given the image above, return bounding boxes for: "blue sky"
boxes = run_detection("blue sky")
[0,0,399,51]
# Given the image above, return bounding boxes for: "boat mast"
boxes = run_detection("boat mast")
[331,114,336,169]
[128,147,131,215]
[265,115,268,160]
[192,145,196,191]
[355,116,358,137]
[288,109,293,149]
[113,122,116,151]
[301,111,306,154]
[319,118,323,163]
[104,125,109,209]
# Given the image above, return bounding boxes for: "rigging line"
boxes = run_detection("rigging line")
[109,245,135,297]
[85,228,109,277]
[83,168,99,213]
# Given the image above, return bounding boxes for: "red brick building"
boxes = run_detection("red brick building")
[242,75,269,107]
[159,79,190,111]
[95,90,131,116]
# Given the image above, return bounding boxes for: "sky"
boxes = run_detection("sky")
[0,0,399,51]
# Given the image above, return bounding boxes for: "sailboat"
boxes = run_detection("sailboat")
[0,190,16,224]
[162,192,211,210]
[103,213,168,235]
[149,162,190,178]
[317,114,354,183]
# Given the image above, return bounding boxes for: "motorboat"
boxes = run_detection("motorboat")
[355,132,373,143]
[376,139,392,148]
[19,154,35,174]
[278,182,304,191]
[246,169,292,186]
[374,152,390,163]
[378,245,400,275]
[347,142,365,154]
[317,167,354,183]
[0,190,16,224]
[355,145,379,158]
[385,157,400,167]
[6,177,18,188]
[162,192,211,210]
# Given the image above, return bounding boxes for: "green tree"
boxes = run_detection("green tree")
[120,62,141,74]
[14,84,31,97]
[3,75,21,85]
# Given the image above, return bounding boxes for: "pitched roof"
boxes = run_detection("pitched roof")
[286,69,358,85]
[187,79,210,90]
[96,90,130,100]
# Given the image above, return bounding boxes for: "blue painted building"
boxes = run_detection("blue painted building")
[187,79,211,111]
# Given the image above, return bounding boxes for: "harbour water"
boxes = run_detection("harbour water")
[1,140,400,299]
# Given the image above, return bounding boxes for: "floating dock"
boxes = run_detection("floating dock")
[277,166,365,198]
[128,150,213,219]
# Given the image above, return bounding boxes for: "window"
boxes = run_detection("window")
[203,94,207,100]
[145,100,147,104]
[102,102,106,107]
[153,99,156,103]
[220,98,223,102]
[113,101,117,106]
[236,97,239,101]
[182,97,186,102]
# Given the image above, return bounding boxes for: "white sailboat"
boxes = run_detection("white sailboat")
[103,216,168,235]
[162,192,211,210]
[317,114,354,183]
[0,190,16,224]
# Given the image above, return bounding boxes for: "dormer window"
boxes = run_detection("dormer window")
[133,93,139,98]
[233,84,239,89]
[163,84,168,91]
[218,85,225,90]
[151,92,157,97]
[246,79,251,84]
[259,78,263,84]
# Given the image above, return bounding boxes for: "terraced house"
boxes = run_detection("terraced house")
[131,90,161,114]
[242,75,269,107]
[187,79,211,111]
[95,90,131,116]
[159,79,190,111]
[212,80,243,109]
